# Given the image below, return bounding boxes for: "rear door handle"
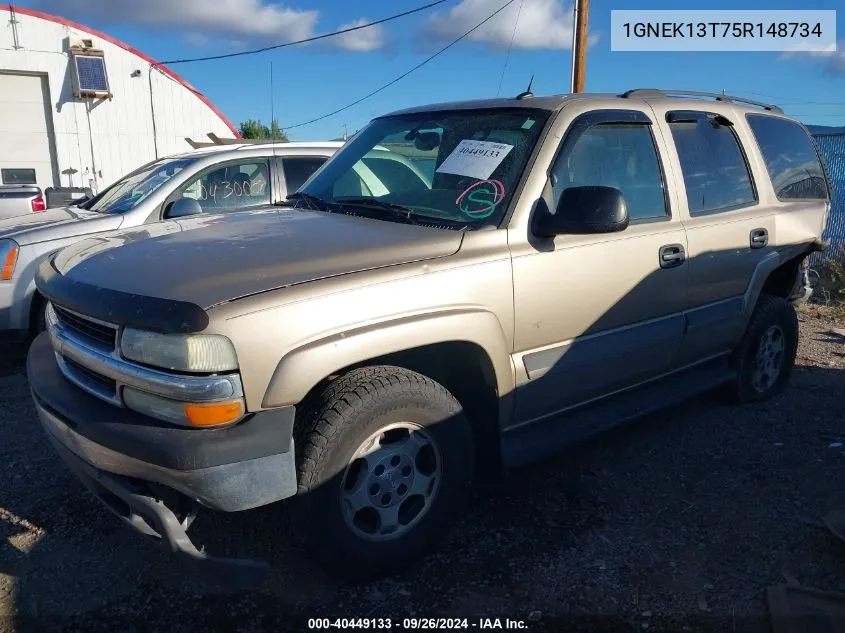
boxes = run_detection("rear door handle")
[659,243,686,269]
[750,228,769,249]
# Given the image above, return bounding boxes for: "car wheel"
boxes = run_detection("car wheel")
[729,295,798,403]
[291,365,474,581]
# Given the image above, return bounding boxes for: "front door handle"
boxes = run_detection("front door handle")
[750,228,769,249]
[659,243,686,269]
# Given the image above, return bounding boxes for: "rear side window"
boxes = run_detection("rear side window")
[283,157,327,193]
[668,112,756,214]
[746,115,829,201]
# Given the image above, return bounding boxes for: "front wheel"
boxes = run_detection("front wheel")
[729,295,799,403]
[291,366,474,581]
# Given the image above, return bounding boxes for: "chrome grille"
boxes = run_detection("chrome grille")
[64,357,117,393]
[53,305,117,351]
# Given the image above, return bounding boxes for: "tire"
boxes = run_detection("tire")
[728,295,799,404]
[291,366,474,581]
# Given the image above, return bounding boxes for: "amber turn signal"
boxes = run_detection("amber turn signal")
[1,245,18,281]
[184,400,244,427]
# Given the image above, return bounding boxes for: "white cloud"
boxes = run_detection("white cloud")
[32,0,385,51]
[38,0,318,41]
[425,0,584,50]
[334,19,386,52]
[782,40,845,75]
[184,33,209,48]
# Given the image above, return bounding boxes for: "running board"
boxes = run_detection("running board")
[502,357,734,468]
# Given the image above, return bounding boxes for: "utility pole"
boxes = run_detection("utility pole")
[342,124,348,141]
[570,0,589,93]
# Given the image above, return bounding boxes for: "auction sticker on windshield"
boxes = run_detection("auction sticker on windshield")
[436,140,514,181]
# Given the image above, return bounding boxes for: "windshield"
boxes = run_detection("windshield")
[299,108,551,228]
[87,158,196,214]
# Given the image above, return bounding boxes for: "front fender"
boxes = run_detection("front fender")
[261,308,514,408]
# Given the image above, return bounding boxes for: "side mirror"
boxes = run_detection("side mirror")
[536,186,629,237]
[166,198,202,219]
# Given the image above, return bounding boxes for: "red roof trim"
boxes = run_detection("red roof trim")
[0,4,241,138]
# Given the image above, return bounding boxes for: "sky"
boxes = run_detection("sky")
[16,0,845,140]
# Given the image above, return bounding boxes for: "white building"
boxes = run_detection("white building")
[0,4,239,194]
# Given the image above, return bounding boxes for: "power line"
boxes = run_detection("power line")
[496,0,523,97]
[155,0,449,66]
[281,0,517,132]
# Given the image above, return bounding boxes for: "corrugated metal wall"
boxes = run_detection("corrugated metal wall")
[813,132,845,259]
[0,8,237,193]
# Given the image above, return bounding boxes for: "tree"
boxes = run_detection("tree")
[238,118,289,141]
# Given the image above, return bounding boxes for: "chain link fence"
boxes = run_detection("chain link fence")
[813,131,845,260]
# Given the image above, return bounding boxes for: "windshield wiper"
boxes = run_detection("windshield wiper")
[278,192,334,211]
[334,197,422,225]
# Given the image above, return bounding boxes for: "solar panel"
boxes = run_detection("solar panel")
[74,55,109,93]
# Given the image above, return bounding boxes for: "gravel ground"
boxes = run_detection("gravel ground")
[1,311,844,632]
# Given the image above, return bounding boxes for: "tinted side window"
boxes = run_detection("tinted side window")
[746,115,829,201]
[283,157,326,192]
[668,113,756,214]
[552,124,668,221]
[176,159,270,214]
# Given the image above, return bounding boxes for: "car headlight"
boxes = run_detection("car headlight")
[0,239,19,281]
[120,328,238,373]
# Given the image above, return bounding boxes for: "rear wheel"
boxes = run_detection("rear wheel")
[291,366,474,581]
[729,295,799,403]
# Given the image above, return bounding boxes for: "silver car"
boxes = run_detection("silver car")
[0,141,354,337]
[0,184,46,219]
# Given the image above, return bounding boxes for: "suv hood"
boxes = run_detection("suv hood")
[52,208,464,309]
[0,206,123,246]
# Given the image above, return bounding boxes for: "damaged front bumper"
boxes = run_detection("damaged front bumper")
[28,333,297,588]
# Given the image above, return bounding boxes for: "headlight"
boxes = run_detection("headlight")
[120,328,238,373]
[123,387,244,427]
[0,239,19,281]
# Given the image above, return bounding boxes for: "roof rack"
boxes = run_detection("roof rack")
[619,89,783,114]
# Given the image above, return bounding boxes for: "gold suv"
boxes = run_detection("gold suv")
[28,89,830,583]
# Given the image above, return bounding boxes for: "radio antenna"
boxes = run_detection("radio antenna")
[515,75,534,100]
[270,61,277,155]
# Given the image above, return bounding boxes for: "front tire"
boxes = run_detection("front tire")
[291,366,474,581]
[729,295,799,403]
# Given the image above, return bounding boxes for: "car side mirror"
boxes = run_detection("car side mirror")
[166,198,202,219]
[535,186,629,237]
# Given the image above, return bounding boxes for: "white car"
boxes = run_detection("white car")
[0,141,431,337]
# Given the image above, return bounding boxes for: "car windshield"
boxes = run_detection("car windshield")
[87,158,196,214]
[298,108,551,228]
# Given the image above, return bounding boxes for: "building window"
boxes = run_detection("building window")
[1,168,37,185]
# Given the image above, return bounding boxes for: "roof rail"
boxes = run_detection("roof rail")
[619,89,783,114]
